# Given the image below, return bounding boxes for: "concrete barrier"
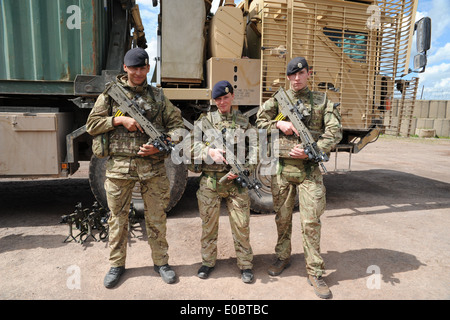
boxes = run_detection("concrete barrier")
[386,100,450,137]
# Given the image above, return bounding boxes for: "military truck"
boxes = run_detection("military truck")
[0,0,183,211]
[152,0,430,213]
[0,0,430,214]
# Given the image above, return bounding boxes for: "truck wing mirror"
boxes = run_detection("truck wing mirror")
[413,17,431,73]
[415,17,431,53]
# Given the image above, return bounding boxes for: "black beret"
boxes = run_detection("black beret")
[212,80,234,99]
[286,57,309,75]
[124,47,149,67]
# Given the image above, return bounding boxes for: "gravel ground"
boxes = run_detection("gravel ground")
[0,136,449,308]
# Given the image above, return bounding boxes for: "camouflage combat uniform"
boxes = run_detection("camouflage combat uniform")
[256,86,342,277]
[86,75,184,268]
[193,110,257,270]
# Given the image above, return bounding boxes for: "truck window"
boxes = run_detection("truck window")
[323,27,367,63]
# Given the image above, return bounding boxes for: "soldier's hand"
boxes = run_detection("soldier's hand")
[113,116,144,133]
[276,120,299,136]
[138,144,160,156]
[289,144,309,159]
[226,172,238,180]
[208,148,227,164]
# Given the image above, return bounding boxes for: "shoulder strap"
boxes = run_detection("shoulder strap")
[147,85,157,102]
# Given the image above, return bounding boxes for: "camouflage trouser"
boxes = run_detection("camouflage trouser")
[196,173,253,270]
[271,160,326,277]
[104,167,170,267]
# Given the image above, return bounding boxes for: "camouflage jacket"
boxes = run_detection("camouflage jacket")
[256,86,342,159]
[86,75,184,179]
[191,110,258,174]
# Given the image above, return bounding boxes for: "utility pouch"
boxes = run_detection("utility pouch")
[92,132,109,158]
[92,96,112,158]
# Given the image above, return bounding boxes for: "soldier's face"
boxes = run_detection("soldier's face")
[124,64,150,86]
[214,93,234,114]
[287,68,311,91]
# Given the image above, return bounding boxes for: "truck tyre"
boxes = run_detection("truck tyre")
[249,161,274,214]
[162,157,188,212]
[88,155,188,214]
[88,156,108,210]
[248,161,299,214]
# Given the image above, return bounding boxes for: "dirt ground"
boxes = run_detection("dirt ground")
[0,135,449,303]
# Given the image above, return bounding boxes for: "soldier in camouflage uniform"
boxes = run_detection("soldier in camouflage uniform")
[256,57,342,298]
[193,80,257,283]
[86,47,184,288]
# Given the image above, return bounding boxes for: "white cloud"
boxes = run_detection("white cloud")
[422,62,450,74]
[416,62,450,99]
[411,0,450,99]
[145,37,158,64]
[415,10,425,22]
[136,0,157,7]
[435,77,450,89]
[418,62,450,86]
[211,0,220,12]
[427,0,450,45]
[427,42,450,65]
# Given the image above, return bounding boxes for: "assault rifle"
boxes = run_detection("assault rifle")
[106,82,175,154]
[60,202,87,243]
[60,202,109,244]
[197,117,262,198]
[274,87,329,173]
[80,201,109,243]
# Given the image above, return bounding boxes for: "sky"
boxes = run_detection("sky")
[136,0,450,100]
[410,0,450,99]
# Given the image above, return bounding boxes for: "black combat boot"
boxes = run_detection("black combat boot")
[241,269,254,283]
[197,265,214,279]
[154,264,177,284]
[103,266,125,288]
